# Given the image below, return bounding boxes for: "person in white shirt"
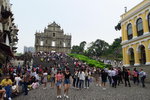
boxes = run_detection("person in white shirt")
[111,68,117,88]
[107,68,112,85]
[31,69,36,77]
[14,74,22,93]
[50,67,57,88]
[35,73,40,82]
[139,69,146,87]
[78,70,85,89]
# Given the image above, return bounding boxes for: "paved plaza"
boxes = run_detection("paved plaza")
[14,81,150,100]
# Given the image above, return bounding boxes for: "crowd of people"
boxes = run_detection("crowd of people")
[0,52,148,100]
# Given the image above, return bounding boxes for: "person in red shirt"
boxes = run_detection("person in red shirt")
[132,68,139,85]
[55,70,63,99]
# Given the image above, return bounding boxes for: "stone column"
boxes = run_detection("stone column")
[124,23,128,41]
[133,45,140,66]
[145,41,150,65]
[121,24,125,41]
[142,13,149,34]
[122,47,126,66]
[125,47,130,67]
[131,20,138,38]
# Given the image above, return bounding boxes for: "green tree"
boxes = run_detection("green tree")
[71,45,81,54]
[85,42,96,56]
[79,41,86,54]
[86,39,109,57]
[107,37,122,60]
[71,41,86,54]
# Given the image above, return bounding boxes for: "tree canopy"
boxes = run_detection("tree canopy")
[71,37,122,61]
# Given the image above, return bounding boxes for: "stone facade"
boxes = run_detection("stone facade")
[35,22,71,53]
[119,0,150,67]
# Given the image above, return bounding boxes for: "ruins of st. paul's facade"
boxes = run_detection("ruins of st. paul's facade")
[35,22,71,53]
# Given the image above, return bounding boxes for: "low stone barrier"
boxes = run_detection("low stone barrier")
[127,65,150,83]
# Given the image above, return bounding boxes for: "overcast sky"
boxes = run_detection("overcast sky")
[10,0,143,53]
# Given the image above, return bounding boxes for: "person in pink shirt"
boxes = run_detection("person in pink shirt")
[55,70,63,99]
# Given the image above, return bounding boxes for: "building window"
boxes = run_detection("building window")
[148,13,150,32]
[63,42,66,47]
[127,23,133,40]
[136,18,143,36]
[40,41,43,46]
[53,33,55,37]
[52,41,55,47]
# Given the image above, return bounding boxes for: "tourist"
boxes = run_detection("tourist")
[101,69,108,90]
[75,70,79,89]
[139,69,146,87]
[127,69,131,80]
[117,67,123,85]
[22,74,29,95]
[16,63,21,75]
[78,69,85,89]
[123,69,131,87]
[14,74,22,94]
[50,67,57,88]
[85,69,90,89]
[55,70,63,99]
[132,68,139,85]
[35,73,40,83]
[94,68,101,86]
[63,69,71,98]
[1,75,13,100]
[42,70,48,89]
[0,85,6,100]
[111,68,117,88]
[72,70,78,88]
[107,68,112,85]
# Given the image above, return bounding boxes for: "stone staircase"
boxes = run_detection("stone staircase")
[33,55,75,74]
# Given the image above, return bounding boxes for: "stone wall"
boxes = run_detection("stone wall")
[128,65,150,83]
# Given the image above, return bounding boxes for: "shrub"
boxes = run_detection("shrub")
[68,54,106,68]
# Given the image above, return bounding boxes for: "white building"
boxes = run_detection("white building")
[0,0,19,63]
[24,46,35,53]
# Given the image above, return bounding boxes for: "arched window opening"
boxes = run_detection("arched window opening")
[127,23,133,40]
[53,33,55,37]
[138,45,146,65]
[52,41,55,47]
[136,18,143,36]
[63,42,66,47]
[40,41,43,46]
[148,13,150,32]
[128,48,135,65]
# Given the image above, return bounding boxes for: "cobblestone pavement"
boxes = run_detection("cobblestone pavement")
[13,81,150,100]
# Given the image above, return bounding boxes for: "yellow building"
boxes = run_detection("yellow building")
[120,0,150,67]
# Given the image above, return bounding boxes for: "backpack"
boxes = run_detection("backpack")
[133,71,138,77]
